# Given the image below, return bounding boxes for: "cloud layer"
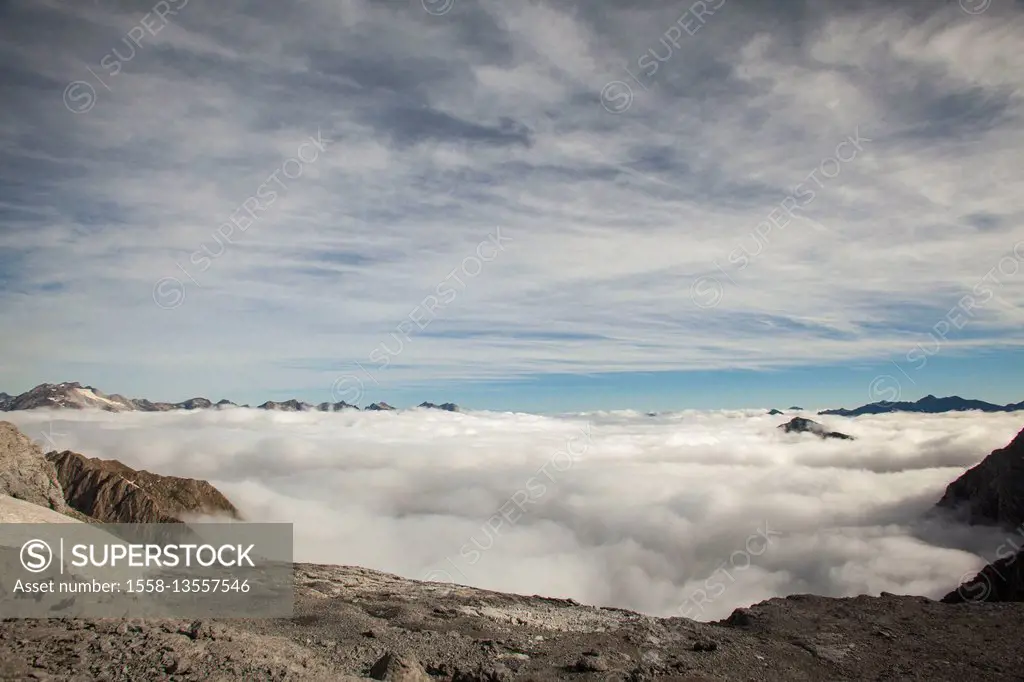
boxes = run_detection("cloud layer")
[1,0,1023,400]
[5,407,1022,620]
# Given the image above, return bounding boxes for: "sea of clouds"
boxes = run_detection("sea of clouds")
[5,407,1022,620]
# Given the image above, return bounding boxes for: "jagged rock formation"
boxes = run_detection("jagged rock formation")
[46,449,240,523]
[767,409,783,415]
[418,402,460,412]
[936,427,1024,527]
[820,394,1024,417]
[366,402,396,411]
[0,421,66,511]
[778,417,854,440]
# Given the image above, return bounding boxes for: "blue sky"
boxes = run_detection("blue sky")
[1,0,1023,412]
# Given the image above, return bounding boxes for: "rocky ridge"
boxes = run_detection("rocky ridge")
[46,449,241,524]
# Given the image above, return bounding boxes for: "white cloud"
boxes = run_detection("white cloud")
[4,408,1020,621]
[2,1,1023,396]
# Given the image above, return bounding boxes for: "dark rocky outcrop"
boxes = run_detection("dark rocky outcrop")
[316,401,360,412]
[768,408,784,415]
[778,417,854,440]
[46,449,240,523]
[366,402,396,411]
[821,394,1024,417]
[418,402,460,412]
[259,399,313,411]
[937,427,1024,604]
[942,544,1024,604]
[936,427,1024,527]
[788,406,804,410]
[0,421,66,511]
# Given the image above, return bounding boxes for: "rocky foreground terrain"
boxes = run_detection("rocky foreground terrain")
[4,565,1024,681]
[1,422,1024,680]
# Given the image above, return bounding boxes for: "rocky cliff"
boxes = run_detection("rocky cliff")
[0,421,66,511]
[936,427,1024,527]
[937,427,1024,604]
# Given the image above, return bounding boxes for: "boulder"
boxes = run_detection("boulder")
[369,651,430,682]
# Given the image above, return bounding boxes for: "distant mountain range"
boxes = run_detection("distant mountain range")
[819,394,1024,417]
[0,383,460,413]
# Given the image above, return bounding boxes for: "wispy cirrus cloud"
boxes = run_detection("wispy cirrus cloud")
[1,0,1022,404]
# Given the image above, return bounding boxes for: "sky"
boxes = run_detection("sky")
[4,407,1023,620]
[1,0,1023,412]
